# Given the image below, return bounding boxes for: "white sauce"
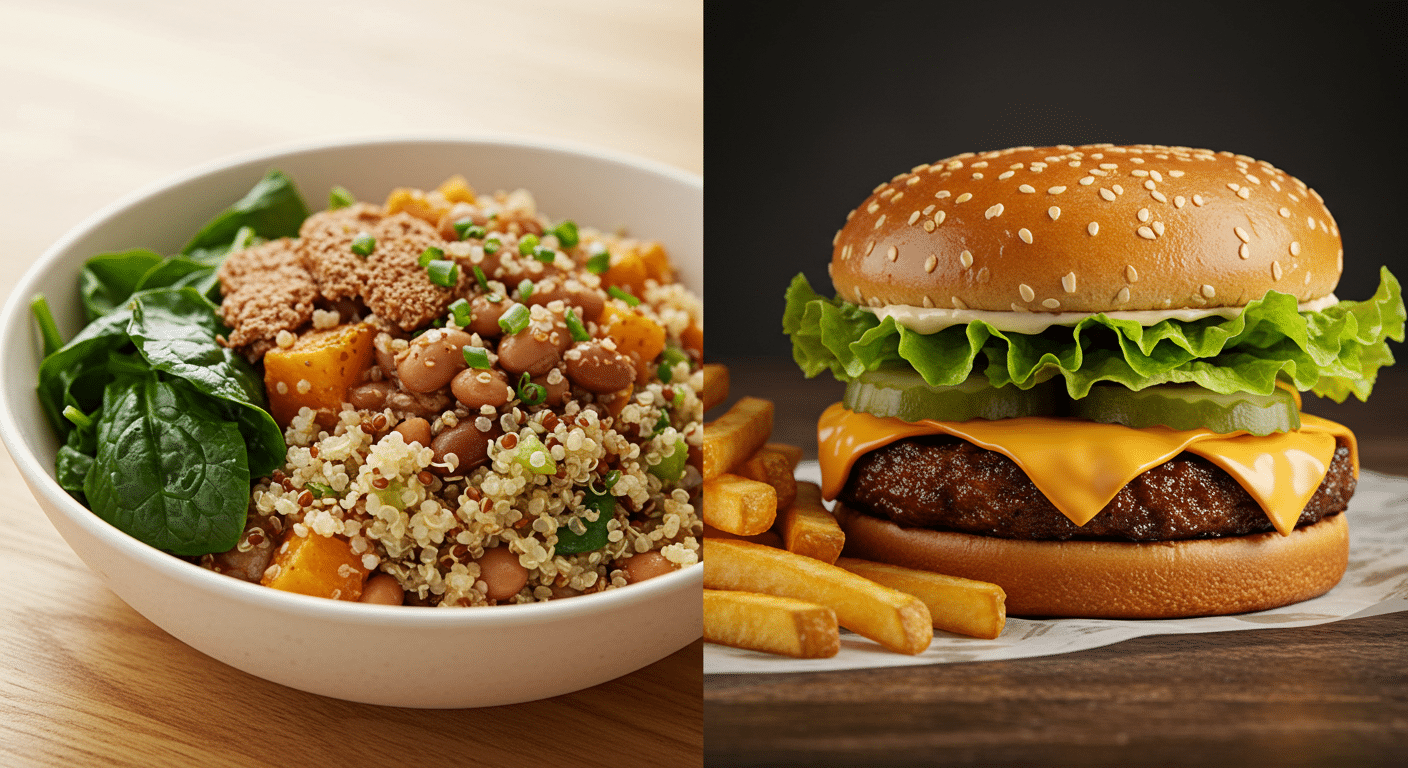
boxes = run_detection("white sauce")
[868,294,1340,334]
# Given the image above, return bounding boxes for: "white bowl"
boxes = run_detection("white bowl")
[0,136,703,708]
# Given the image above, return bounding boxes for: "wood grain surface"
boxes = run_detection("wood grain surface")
[0,2,701,766]
[705,358,1408,766]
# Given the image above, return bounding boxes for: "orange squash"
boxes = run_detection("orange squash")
[261,528,369,601]
[264,323,376,429]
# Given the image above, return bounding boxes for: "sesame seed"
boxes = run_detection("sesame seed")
[1130,157,1145,164]
[972,173,984,180]
[1091,169,1109,177]
[1193,194,1205,206]
[1113,185,1124,195]
[1100,163,1118,170]
[1019,184,1036,193]
[1279,207,1291,218]
[1237,187,1251,199]
[1169,170,1185,177]
[956,192,972,203]
[1042,298,1061,309]
[1305,271,1313,285]
[1310,188,1324,203]
[951,295,967,310]
[1079,176,1096,186]
[1290,241,1301,256]
[1019,284,1035,302]
[986,203,1004,219]
[1151,191,1168,203]
[959,250,974,268]
[1227,183,1240,192]
[1306,215,1315,228]
[1126,265,1139,283]
[1138,208,1151,222]
[972,160,989,168]
[908,211,921,225]
[1272,261,1283,280]
[867,202,880,213]
[1019,228,1033,244]
[923,220,936,232]
[999,171,1015,180]
[976,266,991,283]
[1088,222,1100,236]
[887,245,898,261]
[1245,173,1261,184]
[1048,186,1067,194]
[1239,243,1250,259]
[1153,221,1165,236]
[1143,179,1156,191]
[864,241,875,256]
[1132,169,1150,177]
[922,295,934,308]
[1100,188,1116,202]
[1137,226,1156,240]
[1271,180,1282,191]
[892,192,905,203]
[911,163,931,173]
[1150,171,1163,182]
[923,205,936,215]
[1068,160,1081,168]
[934,210,947,225]
[1234,227,1251,243]
[1116,286,1131,304]
[1062,272,1077,293]
[1201,284,1216,298]
[936,190,952,198]
[1048,206,1061,220]
[1174,195,1186,208]
[906,175,922,186]
[924,255,938,273]
[874,215,886,229]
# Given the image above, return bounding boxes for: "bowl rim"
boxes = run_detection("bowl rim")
[0,133,704,628]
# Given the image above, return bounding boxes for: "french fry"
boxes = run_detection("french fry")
[703,474,777,535]
[836,557,1007,640]
[703,523,784,549]
[776,482,845,564]
[704,589,840,659]
[763,442,804,473]
[703,396,773,480]
[735,447,798,512]
[704,538,932,655]
[702,363,730,412]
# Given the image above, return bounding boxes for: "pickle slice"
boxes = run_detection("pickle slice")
[843,369,1059,422]
[1071,383,1301,436]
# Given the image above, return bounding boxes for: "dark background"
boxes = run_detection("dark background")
[705,0,1407,364]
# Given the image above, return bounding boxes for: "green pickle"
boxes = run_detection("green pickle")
[1072,383,1301,436]
[843,369,1059,422]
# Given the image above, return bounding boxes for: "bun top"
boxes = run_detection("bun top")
[829,144,1342,314]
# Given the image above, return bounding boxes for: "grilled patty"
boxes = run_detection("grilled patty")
[838,436,1355,542]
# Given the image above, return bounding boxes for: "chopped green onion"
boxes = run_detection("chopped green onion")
[651,412,670,436]
[30,295,62,357]
[306,481,336,499]
[586,250,610,275]
[454,219,487,240]
[533,246,556,264]
[462,346,491,369]
[231,225,260,251]
[427,259,458,288]
[648,438,689,482]
[608,286,640,307]
[552,220,580,248]
[483,238,501,255]
[518,279,534,299]
[328,186,356,210]
[517,233,540,256]
[657,345,690,382]
[498,302,530,335]
[516,371,547,406]
[673,388,686,408]
[603,469,621,489]
[62,405,92,429]
[418,246,444,268]
[473,265,491,292]
[564,307,590,342]
[512,433,556,474]
[448,298,473,327]
[351,233,376,257]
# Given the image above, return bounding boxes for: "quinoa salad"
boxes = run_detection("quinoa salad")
[36,173,703,608]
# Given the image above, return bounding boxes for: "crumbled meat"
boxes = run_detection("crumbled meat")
[217,239,318,353]
[299,203,382,302]
[361,213,462,330]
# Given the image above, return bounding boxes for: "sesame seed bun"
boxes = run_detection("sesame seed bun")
[829,144,1343,313]
[833,502,1349,619]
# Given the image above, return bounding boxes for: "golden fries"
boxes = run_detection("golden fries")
[836,557,1006,640]
[764,442,803,472]
[703,523,784,549]
[704,589,840,658]
[776,482,845,564]
[736,447,798,512]
[704,538,932,655]
[703,474,778,535]
[702,363,730,412]
[703,396,773,480]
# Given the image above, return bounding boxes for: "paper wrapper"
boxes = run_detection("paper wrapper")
[703,466,1408,675]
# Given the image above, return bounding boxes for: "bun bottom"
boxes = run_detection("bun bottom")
[834,503,1348,619]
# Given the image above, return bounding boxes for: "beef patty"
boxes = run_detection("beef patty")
[838,436,1356,542]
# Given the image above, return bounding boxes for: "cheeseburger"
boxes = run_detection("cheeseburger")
[783,144,1404,618]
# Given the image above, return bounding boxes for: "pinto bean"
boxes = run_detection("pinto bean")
[347,380,395,410]
[374,333,400,379]
[563,341,635,394]
[393,417,432,448]
[359,574,405,605]
[431,420,499,474]
[620,552,676,584]
[211,516,277,583]
[469,295,510,338]
[451,368,512,410]
[476,547,529,601]
[384,388,453,418]
[528,279,606,323]
[533,370,570,407]
[397,328,475,393]
[497,329,561,376]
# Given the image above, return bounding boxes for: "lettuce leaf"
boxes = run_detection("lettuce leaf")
[782,267,1404,402]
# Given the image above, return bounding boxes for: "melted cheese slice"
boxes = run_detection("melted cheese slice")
[817,403,1357,536]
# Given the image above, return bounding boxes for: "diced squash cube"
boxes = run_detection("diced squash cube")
[261,529,369,601]
[682,321,703,361]
[637,241,675,283]
[385,187,451,224]
[436,175,476,204]
[264,323,376,429]
[603,248,650,297]
[599,304,666,368]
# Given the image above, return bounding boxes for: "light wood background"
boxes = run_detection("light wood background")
[0,2,702,766]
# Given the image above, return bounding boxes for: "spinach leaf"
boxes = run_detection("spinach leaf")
[36,307,136,435]
[55,444,94,495]
[83,373,248,555]
[79,249,164,322]
[125,289,284,477]
[182,170,308,263]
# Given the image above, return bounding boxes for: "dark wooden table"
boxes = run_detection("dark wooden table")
[704,359,1408,767]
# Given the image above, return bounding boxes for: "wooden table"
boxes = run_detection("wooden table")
[705,359,1408,766]
[0,2,701,765]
